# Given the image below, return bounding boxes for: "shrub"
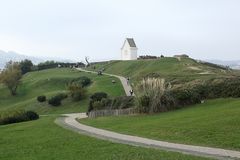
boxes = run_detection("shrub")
[179,78,240,101]
[88,93,135,113]
[92,101,105,110]
[136,78,168,113]
[111,96,135,109]
[137,95,150,113]
[88,92,108,112]
[67,82,86,101]
[90,92,108,101]
[172,89,201,106]
[48,93,68,106]
[134,77,240,114]
[37,95,46,102]
[71,76,91,87]
[161,91,177,110]
[0,110,39,125]
[25,111,39,120]
[48,96,62,106]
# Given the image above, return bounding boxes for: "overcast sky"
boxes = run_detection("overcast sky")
[0,0,240,61]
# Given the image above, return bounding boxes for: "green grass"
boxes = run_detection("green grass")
[0,116,211,160]
[89,58,240,84]
[0,68,125,114]
[80,98,240,150]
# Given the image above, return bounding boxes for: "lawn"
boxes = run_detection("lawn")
[80,98,240,150]
[0,68,125,114]
[0,116,211,160]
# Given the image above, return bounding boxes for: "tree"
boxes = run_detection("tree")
[20,59,33,74]
[85,57,90,67]
[0,61,22,96]
[67,82,86,101]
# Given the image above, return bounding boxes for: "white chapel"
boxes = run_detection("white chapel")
[121,38,138,60]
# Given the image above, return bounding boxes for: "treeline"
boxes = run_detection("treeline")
[36,61,85,71]
[19,59,85,74]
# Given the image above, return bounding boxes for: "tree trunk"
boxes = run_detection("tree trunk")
[9,86,17,96]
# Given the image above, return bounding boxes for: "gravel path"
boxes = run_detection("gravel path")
[76,68,134,96]
[55,113,240,160]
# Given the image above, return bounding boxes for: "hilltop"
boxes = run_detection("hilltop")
[88,57,240,86]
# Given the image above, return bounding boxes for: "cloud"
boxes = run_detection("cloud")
[0,0,239,61]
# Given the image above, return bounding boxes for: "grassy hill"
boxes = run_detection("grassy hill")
[0,68,125,114]
[88,58,240,85]
[0,61,239,160]
[81,98,240,150]
[0,68,213,160]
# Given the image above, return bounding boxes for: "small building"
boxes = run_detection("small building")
[121,38,138,60]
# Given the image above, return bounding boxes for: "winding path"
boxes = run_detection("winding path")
[76,68,134,96]
[54,67,240,160]
[55,113,240,160]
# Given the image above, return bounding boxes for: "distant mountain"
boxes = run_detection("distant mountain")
[0,50,75,69]
[206,60,240,70]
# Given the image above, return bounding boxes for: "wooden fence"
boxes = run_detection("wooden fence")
[88,108,137,118]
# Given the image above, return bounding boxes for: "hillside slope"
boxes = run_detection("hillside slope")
[81,98,240,150]
[89,58,240,84]
[0,68,125,114]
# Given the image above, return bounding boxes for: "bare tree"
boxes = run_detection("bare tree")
[85,57,90,67]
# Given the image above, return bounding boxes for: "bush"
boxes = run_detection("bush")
[173,89,201,106]
[71,76,91,87]
[48,96,62,106]
[0,110,39,125]
[92,101,105,110]
[67,82,86,101]
[88,92,108,112]
[137,95,150,113]
[72,90,86,101]
[136,78,167,113]
[135,77,240,114]
[88,93,135,113]
[37,95,46,102]
[24,111,39,120]
[48,93,68,106]
[90,92,108,101]
[111,96,135,109]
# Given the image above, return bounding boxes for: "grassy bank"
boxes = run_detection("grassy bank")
[80,98,240,150]
[0,116,211,160]
[0,68,125,114]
